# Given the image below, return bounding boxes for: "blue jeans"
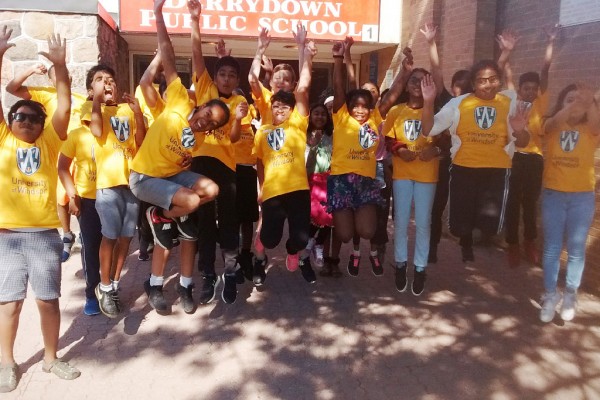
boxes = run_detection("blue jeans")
[542,189,595,293]
[393,180,436,268]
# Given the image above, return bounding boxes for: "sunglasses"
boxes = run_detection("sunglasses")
[12,112,44,125]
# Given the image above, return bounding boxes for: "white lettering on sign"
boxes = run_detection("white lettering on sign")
[126,0,376,41]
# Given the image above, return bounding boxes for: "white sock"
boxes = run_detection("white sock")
[370,250,378,257]
[180,275,193,288]
[99,283,113,292]
[353,249,361,257]
[112,280,119,290]
[149,274,164,286]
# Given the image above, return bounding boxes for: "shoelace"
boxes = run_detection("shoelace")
[110,291,122,312]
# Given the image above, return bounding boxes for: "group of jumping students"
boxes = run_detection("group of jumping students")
[0,0,598,393]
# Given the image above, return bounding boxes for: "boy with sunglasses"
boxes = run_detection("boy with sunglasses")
[0,29,80,393]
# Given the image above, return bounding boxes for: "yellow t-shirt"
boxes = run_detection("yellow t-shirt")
[384,104,439,183]
[331,103,380,178]
[80,102,138,189]
[132,78,203,178]
[253,108,309,201]
[252,83,274,126]
[29,87,87,132]
[453,93,512,168]
[234,104,257,165]
[59,125,97,199]
[192,70,246,171]
[517,92,548,155]
[134,84,165,127]
[0,121,64,229]
[543,122,599,192]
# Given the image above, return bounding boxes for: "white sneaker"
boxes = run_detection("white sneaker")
[540,291,562,323]
[313,245,324,268]
[560,291,577,321]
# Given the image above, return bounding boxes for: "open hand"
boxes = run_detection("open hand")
[215,39,231,58]
[258,28,271,51]
[419,23,438,43]
[292,23,307,47]
[421,74,437,102]
[496,29,519,51]
[38,34,67,66]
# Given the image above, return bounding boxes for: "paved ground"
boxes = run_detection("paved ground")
[3,219,600,400]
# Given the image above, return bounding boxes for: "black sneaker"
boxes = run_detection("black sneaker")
[299,257,317,284]
[239,250,254,281]
[394,262,408,293]
[412,267,427,296]
[428,244,438,264]
[369,253,384,276]
[95,285,121,318]
[347,254,360,277]
[176,283,196,314]
[174,213,199,240]
[222,274,237,304]
[144,280,169,315]
[146,206,175,250]
[252,256,267,286]
[462,246,474,262]
[198,275,219,304]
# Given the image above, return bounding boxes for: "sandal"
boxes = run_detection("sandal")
[0,364,18,393]
[42,359,81,380]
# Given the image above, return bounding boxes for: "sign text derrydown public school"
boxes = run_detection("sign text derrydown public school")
[120,0,381,41]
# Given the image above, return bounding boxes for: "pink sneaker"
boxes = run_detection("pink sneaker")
[286,253,299,272]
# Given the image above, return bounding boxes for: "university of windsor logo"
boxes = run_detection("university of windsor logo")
[110,116,130,142]
[474,106,496,129]
[16,147,41,176]
[358,124,377,149]
[267,127,285,151]
[403,120,422,141]
[181,127,196,149]
[560,130,579,152]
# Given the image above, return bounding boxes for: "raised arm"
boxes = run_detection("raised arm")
[122,92,146,147]
[588,89,600,136]
[155,0,177,85]
[139,51,162,108]
[248,28,271,99]
[0,26,15,124]
[39,34,70,139]
[496,29,519,74]
[420,24,444,95]
[420,74,437,137]
[296,40,316,117]
[292,23,307,76]
[5,63,47,100]
[509,101,531,147]
[540,24,560,94]
[343,36,358,90]
[332,41,346,113]
[379,48,413,118]
[188,0,206,78]
[261,55,273,90]
[214,38,231,58]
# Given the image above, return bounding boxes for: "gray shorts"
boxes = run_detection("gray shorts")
[0,229,62,302]
[95,186,140,239]
[129,170,201,211]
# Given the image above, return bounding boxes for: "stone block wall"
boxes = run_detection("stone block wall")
[0,10,129,117]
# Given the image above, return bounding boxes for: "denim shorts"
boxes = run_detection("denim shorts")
[129,170,201,211]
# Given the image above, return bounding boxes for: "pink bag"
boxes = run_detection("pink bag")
[309,172,332,227]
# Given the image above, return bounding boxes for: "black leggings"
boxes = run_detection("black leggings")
[260,190,310,255]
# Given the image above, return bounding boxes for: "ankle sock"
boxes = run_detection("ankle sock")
[180,275,193,288]
[149,274,164,286]
[99,283,113,292]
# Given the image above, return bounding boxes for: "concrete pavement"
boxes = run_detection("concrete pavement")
[3,223,600,400]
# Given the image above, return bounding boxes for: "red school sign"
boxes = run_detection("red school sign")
[119,0,381,42]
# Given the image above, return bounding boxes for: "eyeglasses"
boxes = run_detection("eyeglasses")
[12,112,44,125]
[474,76,500,85]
